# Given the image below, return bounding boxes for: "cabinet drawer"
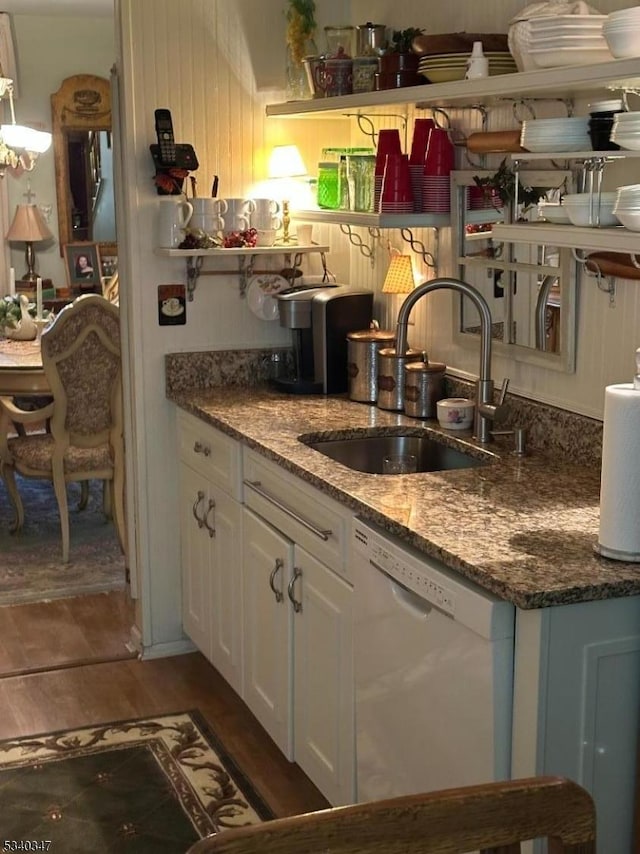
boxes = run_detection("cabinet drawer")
[243,449,352,580]
[177,409,242,500]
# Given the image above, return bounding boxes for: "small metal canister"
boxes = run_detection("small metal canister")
[347,322,396,403]
[404,357,446,419]
[376,346,422,411]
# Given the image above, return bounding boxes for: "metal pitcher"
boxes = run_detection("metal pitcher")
[355,22,387,56]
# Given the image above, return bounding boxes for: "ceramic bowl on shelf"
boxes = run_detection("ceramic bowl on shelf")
[611,209,640,231]
[537,202,572,224]
[561,192,620,227]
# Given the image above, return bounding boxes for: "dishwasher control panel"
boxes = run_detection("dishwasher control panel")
[354,519,457,616]
[353,517,515,640]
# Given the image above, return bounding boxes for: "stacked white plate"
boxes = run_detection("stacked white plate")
[604,7,640,58]
[613,183,640,231]
[524,15,613,68]
[521,116,591,153]
[418,51,517,84]
[611,110,640,150]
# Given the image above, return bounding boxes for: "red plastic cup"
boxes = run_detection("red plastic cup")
[424,127,455,177]
[381,153,413,208]
[409,118,436,165]
[375,128,403,178]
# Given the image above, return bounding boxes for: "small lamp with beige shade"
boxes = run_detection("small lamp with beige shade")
[268,144,307,244]
[6,203,52,283]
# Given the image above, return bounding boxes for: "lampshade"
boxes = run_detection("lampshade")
[0,77,52,174]
[268,144,307,179]
[6,204,52,242]
[382,253,415,294]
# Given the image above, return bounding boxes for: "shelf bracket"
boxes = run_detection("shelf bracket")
[339,223,380,265]
[400,227,437,270]
[186,255,204,301]
[238,255,256,298]
[573,248,616,306]
[343,112,409,150]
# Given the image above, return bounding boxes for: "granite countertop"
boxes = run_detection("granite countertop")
[169,385,640,610]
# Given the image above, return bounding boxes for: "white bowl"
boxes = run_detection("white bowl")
[528,45,614,67]
[538,203,572,224]
[562,193,620,227]
[603,25,640,58]
[436,398,475,431]
[612,209,640,231]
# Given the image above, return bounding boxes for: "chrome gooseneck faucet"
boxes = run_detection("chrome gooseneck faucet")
[394,276,509,444]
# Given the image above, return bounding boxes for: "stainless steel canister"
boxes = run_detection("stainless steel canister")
[376,346,422,411]
[347,322,396,403]
[404,358,446,419]
[355,22,387,56]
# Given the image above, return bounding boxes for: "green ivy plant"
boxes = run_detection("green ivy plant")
[388,27,424,54]
[473,159,548,214]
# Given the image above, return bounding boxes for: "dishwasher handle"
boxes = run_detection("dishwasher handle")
[370,558,453,621]
[244,479,333,541]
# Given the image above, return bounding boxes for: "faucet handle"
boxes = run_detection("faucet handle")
[497,377,510,406]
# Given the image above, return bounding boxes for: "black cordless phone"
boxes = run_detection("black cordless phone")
[155,108,177,166]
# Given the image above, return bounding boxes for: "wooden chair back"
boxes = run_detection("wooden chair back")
[186,776,596,854]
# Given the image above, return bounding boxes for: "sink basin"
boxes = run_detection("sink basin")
[300,430,489,475]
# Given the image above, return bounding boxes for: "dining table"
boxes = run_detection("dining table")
[0,336,49,395]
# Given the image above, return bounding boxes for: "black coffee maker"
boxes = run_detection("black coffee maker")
[274,285,373,394]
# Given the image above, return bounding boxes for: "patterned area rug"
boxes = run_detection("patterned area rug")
[0,711,271,853]
[0,475,126,606]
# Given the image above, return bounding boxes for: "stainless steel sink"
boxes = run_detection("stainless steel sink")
[300,431,489,475]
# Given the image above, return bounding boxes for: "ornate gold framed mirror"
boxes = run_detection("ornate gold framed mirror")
[51,74,116,260]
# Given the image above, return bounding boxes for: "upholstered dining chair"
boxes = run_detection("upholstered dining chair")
[0,294,125,563]
[186,776,596,854]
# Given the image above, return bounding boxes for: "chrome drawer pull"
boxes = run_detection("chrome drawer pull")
[269,558,284,603]
[288,567,303,613]
[193,441,211,457]
[192,490,205,528]
[243,479,332,541]
[204,498,216,538]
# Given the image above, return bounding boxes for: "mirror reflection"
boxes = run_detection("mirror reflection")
[51,74,116,258]
[451,169,577,372]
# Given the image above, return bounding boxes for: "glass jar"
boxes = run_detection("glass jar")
[317,162,340,209]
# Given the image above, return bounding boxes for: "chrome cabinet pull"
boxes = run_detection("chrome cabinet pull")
[193,441,211,457]
[269,558,284,603]
[243,479,332,541]
[204,498,216,538]
[287,567,303,613]
[192,490,206,528]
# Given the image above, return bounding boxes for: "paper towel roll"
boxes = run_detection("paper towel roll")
[598,383,640,561]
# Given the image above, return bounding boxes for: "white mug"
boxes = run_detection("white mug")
[190,198,224,234]
[221,213,251,234]
[255,228,278,247]
[219,197,255,225]
[156,197,193,248]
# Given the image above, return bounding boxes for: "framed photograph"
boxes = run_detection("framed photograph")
[63,242,102,289]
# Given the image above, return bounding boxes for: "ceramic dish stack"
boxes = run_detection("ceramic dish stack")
[520,116,591,153]
[523,15,611,68]
[603,7,640,58]
[613,184,640,231]
[561,192,620,227]
[418,51,517,84]
[610,111,640,150]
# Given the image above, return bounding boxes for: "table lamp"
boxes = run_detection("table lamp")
[268,144,307,244]
[382,250,415,294]
[6,204,52,283]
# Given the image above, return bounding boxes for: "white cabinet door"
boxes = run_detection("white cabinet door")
[293,544,355,806]
[242,508,294,758]
[179,461,212,654]
[208,484,243,695]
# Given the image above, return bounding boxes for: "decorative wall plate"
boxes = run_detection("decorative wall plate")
[246,273,288,321]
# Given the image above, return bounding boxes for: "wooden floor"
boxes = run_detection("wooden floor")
[0,592,328,819]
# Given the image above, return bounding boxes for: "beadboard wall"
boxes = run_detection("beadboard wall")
[117,0,640,650]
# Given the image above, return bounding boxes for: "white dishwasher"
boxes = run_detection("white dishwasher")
[353,517,515,803]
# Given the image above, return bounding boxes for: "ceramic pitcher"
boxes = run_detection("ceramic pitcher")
[156,197,194,248]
